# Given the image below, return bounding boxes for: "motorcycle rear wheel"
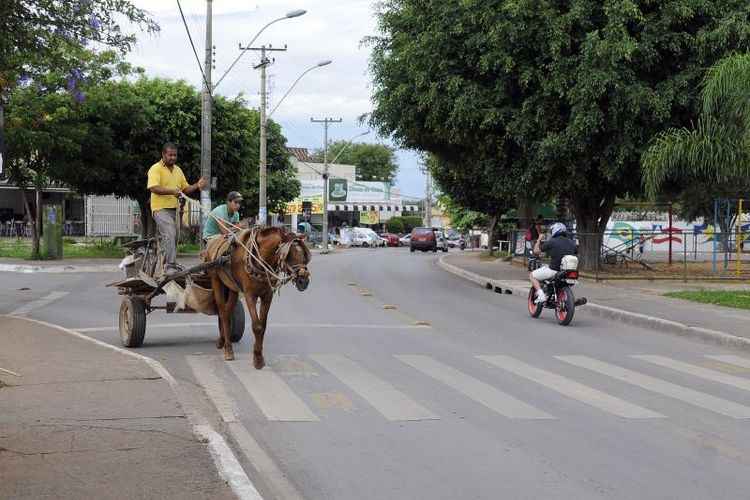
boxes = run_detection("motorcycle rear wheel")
[556,286,576,326]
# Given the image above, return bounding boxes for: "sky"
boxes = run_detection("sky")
[126,0,426,200]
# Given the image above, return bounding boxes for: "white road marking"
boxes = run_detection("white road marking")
[395,355,554,419]
[558,355,750,419]
[187,356,305,500]
[229,358,319,422]
[10,291,69,316]
[0,366,21,377]
[478,355,665,419]
[75,322,430,333]
[5,315,262,500]
[634,355,750,392]
[706,355,750,370]
[311,354,438,421]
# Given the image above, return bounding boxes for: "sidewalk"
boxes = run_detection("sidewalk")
[0,316,235,500]
[442,252,750,344]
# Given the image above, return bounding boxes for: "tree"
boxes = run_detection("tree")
[643,53,750,250]
[385,217,405,234]
[49,77,298,236]
[367,0,750,268]
[312,140,398,182]
[438,194,487,233]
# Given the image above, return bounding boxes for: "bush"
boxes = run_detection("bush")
[402,216,423,232]
[386,217,405,234]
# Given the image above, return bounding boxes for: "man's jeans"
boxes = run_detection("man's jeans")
[153,209,177,266]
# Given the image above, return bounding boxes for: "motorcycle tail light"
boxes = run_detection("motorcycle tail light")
[566,270,579,280]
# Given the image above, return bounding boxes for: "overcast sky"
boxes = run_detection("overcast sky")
[127,0,426,200]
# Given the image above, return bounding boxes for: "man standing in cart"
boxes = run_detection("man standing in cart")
[147,143,207,274]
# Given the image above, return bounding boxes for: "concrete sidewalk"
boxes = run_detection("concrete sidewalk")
[441,252,750,346]
[0,316,236,500]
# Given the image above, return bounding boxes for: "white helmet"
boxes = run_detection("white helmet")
[550,222,567,237]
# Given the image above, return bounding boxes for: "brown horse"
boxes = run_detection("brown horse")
[207,227,311,368]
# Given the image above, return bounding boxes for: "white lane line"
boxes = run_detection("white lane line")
[634,355,750,392]
[395,355,554,420]
[706,355,750,370]
[75,322,429,333]
[557,356,750,419]
[187,356,305,500]
[229,358,319,422]
[187,356,239,423]
[310,354,438,421]
[478,355,665,419]
[10,291,69,316]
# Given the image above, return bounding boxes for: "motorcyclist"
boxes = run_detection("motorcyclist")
[530,222,577,303]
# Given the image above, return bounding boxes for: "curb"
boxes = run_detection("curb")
[3,315,264,500]
[437,256,750,351]
[0,263,119,273]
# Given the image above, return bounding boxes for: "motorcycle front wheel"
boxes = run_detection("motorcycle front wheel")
[527,287,543,318]
[556,286,576,326]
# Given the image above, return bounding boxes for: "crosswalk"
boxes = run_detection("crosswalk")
[188,353,750,423]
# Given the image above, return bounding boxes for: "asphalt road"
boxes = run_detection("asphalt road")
[4,247,750,500]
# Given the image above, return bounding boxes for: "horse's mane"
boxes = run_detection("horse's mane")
[237,226,310,263]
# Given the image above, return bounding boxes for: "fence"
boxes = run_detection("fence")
[85,195,138,237]
[511,228,750,281]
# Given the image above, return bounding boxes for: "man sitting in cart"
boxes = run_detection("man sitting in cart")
[203,191,243,243]
[147,142,207,274]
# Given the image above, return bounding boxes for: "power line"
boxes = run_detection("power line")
[175,0,212,97]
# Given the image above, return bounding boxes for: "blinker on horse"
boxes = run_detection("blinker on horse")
[205,227,311,368]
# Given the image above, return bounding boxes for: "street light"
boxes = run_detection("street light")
[213,9,308,91]
[268,60,332,118]
[258,59,332,224]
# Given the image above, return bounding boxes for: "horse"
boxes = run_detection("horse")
[206,226,311,368]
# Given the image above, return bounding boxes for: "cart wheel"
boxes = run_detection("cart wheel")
[119,296,147,348]
[229,301,245,343]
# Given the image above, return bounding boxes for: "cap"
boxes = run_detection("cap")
[227,191,243,202]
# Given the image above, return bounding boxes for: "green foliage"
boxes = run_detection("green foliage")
[400,215,423,233]
[385,217,405,234]
[0,0,157,96]
[367,0,750,267]
[664,290,750,310]
[438,194,488,232]
[312,140,398,183]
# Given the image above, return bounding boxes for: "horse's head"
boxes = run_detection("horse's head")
[283,237,311,291]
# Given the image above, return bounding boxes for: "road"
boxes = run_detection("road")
[3,247,750,499]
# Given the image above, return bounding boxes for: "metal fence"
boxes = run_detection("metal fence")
[511,229,750,281]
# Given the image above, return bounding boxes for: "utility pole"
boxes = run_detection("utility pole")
[311,117,342,252]
[424,168,433,227]
[200,0,214,235]
[242,44,287,225]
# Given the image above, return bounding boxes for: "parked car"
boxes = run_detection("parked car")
[410,227,438,252]
[351,227,384,247]
[379,233,400,247]
[446,234,466,250]
[399,234,411,246]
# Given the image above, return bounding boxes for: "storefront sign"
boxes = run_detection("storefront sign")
[359,210,379,225]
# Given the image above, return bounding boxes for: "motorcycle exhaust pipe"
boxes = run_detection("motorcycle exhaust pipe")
[574,297,588,306]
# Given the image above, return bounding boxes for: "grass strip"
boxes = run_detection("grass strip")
[664,290,750,310]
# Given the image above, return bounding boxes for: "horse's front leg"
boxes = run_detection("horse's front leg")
[211,275,234,360]
[254,290,274,370]
[244,294,265,369]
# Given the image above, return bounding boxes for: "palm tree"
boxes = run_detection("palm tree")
[642,53,750,250]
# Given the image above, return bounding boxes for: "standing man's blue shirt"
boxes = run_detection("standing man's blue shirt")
[203,204,240,238]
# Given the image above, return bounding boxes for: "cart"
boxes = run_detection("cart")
[108,237,244,348]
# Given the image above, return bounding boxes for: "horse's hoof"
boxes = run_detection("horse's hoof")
[216,337,225,349]
[253,355,265,370]
[224,351,235,361]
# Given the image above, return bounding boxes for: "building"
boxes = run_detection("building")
[283,147,419,232]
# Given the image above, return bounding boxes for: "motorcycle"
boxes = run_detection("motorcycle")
[527,255,584,326]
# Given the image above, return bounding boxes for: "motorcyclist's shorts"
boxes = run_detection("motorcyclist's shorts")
[531,265,557,281]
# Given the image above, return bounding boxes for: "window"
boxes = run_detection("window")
[379,206,383,211]
[387,206,391,212]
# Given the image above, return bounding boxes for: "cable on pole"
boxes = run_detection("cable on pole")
[176,0,213,97]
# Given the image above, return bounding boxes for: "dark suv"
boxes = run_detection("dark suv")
[410,227,437,252]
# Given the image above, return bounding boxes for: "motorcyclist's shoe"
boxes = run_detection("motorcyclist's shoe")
[534,290,547,304]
